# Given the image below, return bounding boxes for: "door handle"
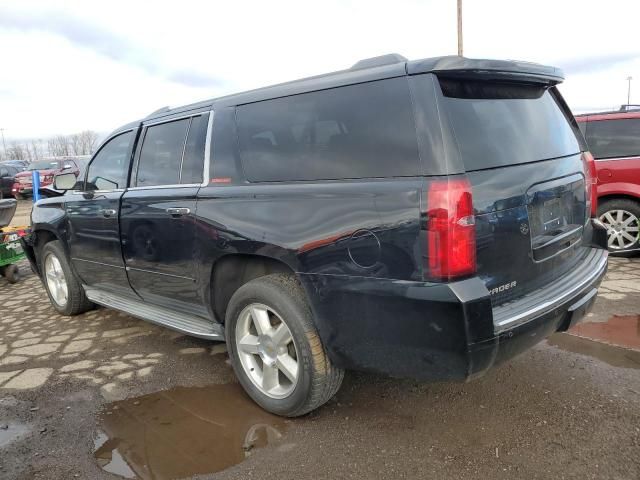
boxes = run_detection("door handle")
[101,209,117,217]
[166,207,191,217]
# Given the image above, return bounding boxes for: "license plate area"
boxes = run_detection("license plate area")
[526,174,586,261]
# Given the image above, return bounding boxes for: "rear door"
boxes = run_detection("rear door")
[66,130,136,294]
[432,75,590,305]
[120,113,209,315]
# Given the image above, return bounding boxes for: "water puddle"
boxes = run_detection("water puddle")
[94,383,287,479]
[0,422,30,448]
[568,314,640,350]
[548,315,640,370]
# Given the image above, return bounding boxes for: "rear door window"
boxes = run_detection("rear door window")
[136,118,190,187]
[438,79,581,171]
[236,77,420,181]
[585,118,640,159]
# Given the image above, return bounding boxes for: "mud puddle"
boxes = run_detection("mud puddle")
[94,383,287,479]
[548,315,640,369]
[0,422,30,448]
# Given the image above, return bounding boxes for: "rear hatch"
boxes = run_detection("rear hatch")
[436,76,590,306]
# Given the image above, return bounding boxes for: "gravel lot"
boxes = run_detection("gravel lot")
[1,201,639,480]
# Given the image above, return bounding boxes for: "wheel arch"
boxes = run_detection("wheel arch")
[25,227,62,277]
[209,253,300,323]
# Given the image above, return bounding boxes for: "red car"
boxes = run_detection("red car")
[12,159,80,199]
[576,107,640,254]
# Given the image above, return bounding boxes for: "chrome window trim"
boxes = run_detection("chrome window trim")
[201,110,215,187]
[71,188,125,195]
[126,184,200,191]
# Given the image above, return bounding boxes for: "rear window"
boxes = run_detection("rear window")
[439,79,581,171]
[585,118,640,159]
[236,77,420,182]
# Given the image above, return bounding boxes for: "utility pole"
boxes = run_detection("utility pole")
[627,76,633,105]
[457,0,463,56]
[0,128,6,156]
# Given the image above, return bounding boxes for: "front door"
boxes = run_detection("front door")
[66,129,137,294]
[120,113,209,315]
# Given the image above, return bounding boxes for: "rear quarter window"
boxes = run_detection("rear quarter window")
[585,118,640,159]
[236,77,420,182]
[439,79,581,171]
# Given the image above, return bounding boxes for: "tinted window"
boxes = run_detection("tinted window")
[0,167,7,177]
[86,131,134,191]
[237,78,420,181]
[137,119,189,187]
[180,114,208,184]
[439,79,581,171]
[586,118,640,159]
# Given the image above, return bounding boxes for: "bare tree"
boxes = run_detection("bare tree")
[47,135,71,157]
[6,141,26,160]
[25,139,44,163]
[74,130,98,155]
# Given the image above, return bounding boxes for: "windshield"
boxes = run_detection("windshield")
[28,160,61,170]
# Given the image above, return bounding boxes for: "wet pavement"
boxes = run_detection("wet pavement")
[0,238,638,479]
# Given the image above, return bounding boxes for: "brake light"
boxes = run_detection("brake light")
[425,177,476,281]
[582,151,597,217]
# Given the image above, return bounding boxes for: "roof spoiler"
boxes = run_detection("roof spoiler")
[407,56,564,85]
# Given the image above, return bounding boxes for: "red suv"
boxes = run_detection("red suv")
[576,107,640,254]
[12,159,80,199]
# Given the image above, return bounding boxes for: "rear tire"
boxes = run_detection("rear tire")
[225,273,344,417]
[598,199,640,256]
[40,240,94,315]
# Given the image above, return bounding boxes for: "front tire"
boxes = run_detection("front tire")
[225,274,344,417]
[598,199,640,256]
[40,240,94,315]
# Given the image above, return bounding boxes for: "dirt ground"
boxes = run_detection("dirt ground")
[1,201,639,480]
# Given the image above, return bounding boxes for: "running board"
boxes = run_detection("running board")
[84,287,224,340]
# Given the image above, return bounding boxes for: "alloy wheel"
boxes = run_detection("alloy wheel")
[44,253,69,306]
[235,303,299,399]
[599,209,640,250]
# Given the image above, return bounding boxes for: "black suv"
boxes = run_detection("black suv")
[23,54,608,416]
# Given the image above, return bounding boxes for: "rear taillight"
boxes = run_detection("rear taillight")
[582,151,598,217]
[425,177,476,281]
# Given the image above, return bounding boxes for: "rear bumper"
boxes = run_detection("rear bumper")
[299,247,608,381]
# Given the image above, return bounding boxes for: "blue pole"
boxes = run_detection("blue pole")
[32,170,41,203]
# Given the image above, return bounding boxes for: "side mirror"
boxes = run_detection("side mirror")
[53,172,78,191]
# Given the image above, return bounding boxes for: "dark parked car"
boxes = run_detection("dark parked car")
[23,54,608,416]
[0,164,20,198]
[1,160,28,171]
[575,107,640,254]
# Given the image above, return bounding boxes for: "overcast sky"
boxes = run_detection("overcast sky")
[1,0,639,140]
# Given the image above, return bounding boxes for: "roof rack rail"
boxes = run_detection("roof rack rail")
[351,53,407,71]
[146,106,171,117]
